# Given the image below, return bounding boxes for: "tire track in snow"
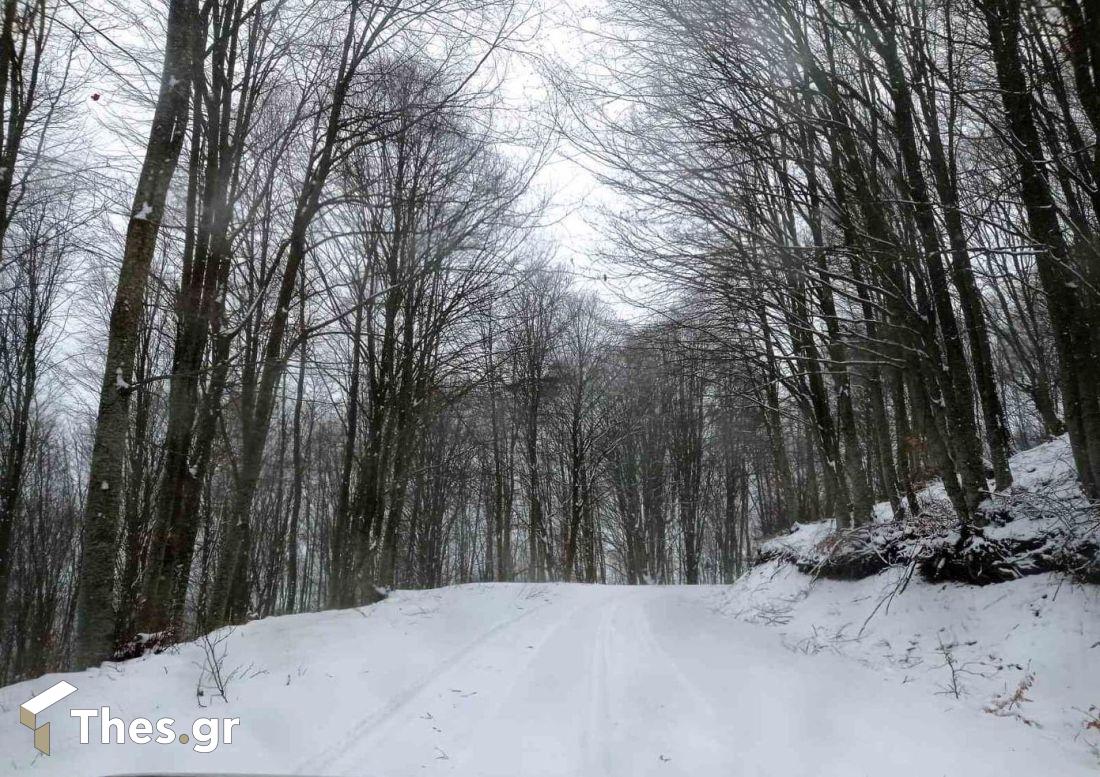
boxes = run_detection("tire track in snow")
[631,593,727,723]
[581,594,617,776]
[608,590,736,773]
[423,591,617,777]
[296,593,554,774]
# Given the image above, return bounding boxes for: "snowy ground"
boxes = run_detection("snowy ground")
[1,581,1097,776]
[719,564,1100,765]
[736,433,1100,765]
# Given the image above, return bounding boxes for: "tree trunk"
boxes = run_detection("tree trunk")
[74,0,199,669]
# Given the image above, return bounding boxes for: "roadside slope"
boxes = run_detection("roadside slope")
[734,433,1100,762]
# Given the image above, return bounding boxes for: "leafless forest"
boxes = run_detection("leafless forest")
[0,0,1097,681]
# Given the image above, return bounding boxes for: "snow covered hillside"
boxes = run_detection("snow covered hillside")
[733,433,1100,764]
[721,563,1100,765]
[1,581,1097,776]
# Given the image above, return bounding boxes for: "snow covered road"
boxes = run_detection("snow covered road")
[0,584,1094,776]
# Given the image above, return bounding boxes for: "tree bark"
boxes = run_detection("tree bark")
[74,0,199,669]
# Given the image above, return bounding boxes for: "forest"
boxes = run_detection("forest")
[0,0,1097,686]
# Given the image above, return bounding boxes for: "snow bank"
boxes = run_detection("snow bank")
[731,436,1100,763]
[757,435,1100,584]
[716,562,1100,762]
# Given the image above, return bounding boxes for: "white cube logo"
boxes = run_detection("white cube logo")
[20,680,77,755]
